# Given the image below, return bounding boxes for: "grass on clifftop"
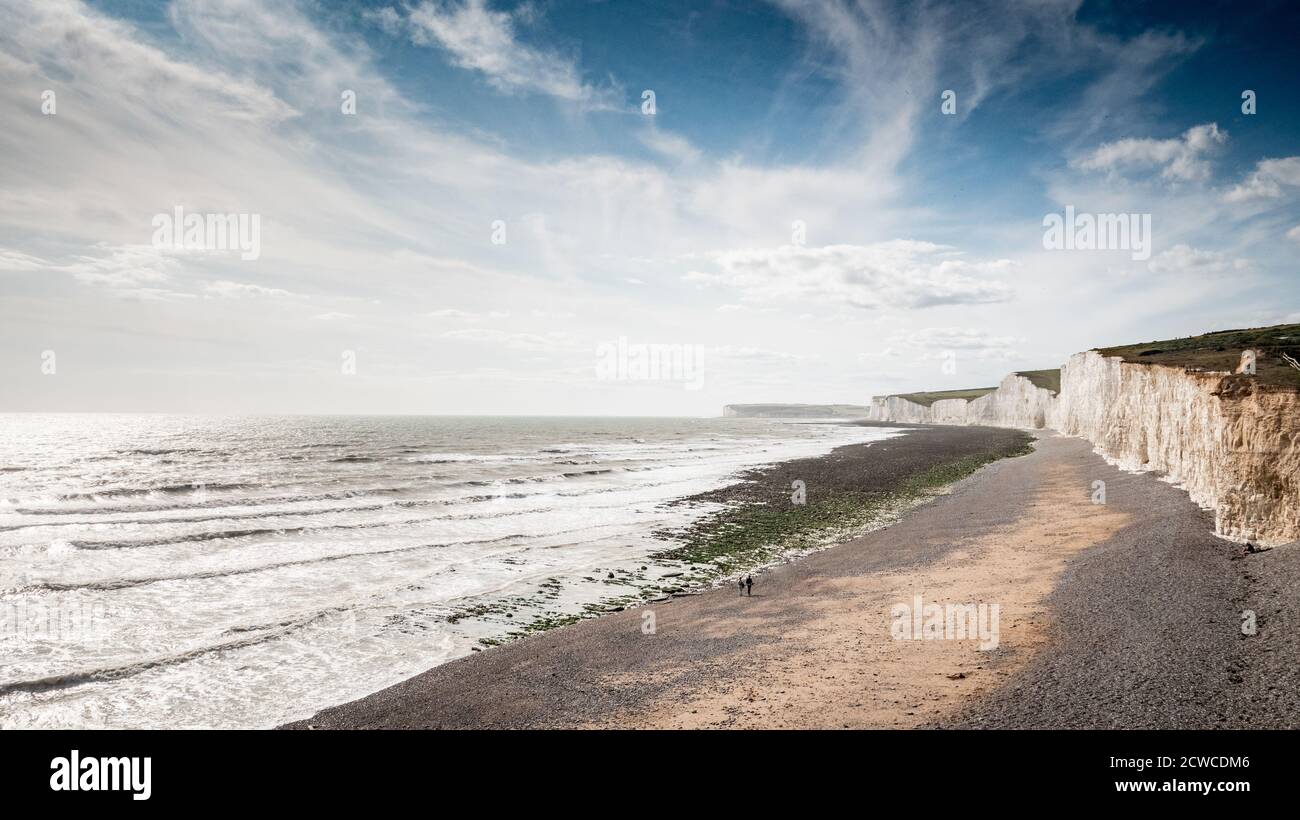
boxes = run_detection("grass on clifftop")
[1016,369,1061,394]
[1096,323,1300,391]
[884,387,997,407]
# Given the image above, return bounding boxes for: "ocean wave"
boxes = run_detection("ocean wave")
[10,486,413,517]
[60,508,540,550]
[67,526,309,550]
[54,482,256,502]
[0,502,398,532]
[0,604,358,696]
[23,530,555,592]
[561,468,614,478]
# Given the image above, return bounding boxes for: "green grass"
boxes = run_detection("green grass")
[1096,323,1300,391]
[1016,369,1061,394]
[884,387,997,407]
[650,435,1033,572]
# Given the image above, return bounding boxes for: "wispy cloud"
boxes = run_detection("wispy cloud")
[439,327,580,352]
[202,280,293,298]
[1224,157,1300,202]
[1073,123,1226,182]
[684,242,1013,310]
[398,0,620,107]
[638,128,702,164]
[896,327,1022,360]
[1147,245,1250,277]
[429,308,511,319]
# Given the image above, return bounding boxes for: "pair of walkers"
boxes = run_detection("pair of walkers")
[736,575,753,597]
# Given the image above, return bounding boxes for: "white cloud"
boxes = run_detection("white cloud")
[1223,157,1300,202]
[440,328,579,352]
[895,327,1022,360]
[684,242,1013,310]
[402,0,617,107]
[365,6,404,36]
[1147,244,1250,277]
[1073,123,1226,182]
[202,280,293,298]
[428,308,510,319]
[639,128,701,164]
[0,244,180,290]
[710,345,807,363]
[716,304,776,314]
[0,247,60,272]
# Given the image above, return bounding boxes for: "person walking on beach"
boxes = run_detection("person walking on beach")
[738,577,746,597]
[744,575,753,597]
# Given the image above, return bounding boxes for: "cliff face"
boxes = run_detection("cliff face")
[868,396,942,424]
[868,351,1299,545]
[868,373,1057,429]
[1056,351,1300,546]
[969,373,1059,429]
[1219,386,1300,545]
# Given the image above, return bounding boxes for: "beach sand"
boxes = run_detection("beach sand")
[284,426,1297,729]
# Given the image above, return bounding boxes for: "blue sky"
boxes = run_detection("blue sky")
[1,0,1298,414]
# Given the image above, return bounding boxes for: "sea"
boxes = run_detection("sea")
[0,414,900,728]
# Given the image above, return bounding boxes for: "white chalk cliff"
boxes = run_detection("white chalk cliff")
[868,372,1058,429]
[868,352,1300,546]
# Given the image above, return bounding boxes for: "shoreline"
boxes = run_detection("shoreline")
[281,422,1036,729]
[411,422,1031,656]
[283,422,1297,729]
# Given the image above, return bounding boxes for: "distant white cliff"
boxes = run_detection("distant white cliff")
[723,403,874,418]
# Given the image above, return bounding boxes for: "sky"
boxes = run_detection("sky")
[1,0,1298,415]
